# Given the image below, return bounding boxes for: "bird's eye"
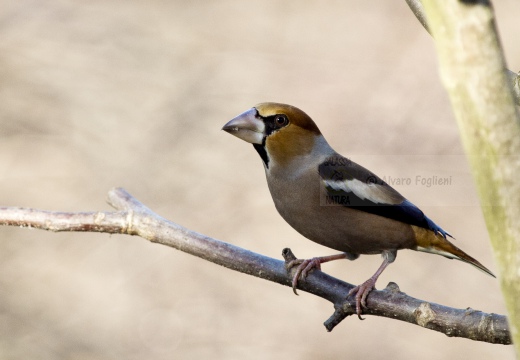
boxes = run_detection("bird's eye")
[274,114,288,127]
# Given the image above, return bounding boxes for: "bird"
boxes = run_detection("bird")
[222,102,494,318]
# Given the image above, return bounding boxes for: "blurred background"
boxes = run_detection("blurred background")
[1,1,518,359]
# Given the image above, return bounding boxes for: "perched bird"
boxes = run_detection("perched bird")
[222,102,494,318]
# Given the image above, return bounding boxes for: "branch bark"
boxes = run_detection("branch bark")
[0,188,511,344]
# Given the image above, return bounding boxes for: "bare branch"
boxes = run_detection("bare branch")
[405,0,430,34]
[404,0,520,106]
[0,188,511,344]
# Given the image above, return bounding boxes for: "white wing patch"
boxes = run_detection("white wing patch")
[415,246,459,260]
[323,178,401,205]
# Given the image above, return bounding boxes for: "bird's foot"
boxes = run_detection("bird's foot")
[286,257,322,295]
[348,278,377,320]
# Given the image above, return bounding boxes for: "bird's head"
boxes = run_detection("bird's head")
[222,102,325,169]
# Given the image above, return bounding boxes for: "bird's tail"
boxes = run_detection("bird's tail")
[414,228,495,278]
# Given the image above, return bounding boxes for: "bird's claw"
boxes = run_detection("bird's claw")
[348,278,377,320]
[286,258,322,295]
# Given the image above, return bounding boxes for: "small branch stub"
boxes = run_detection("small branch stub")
[415,302,437,327]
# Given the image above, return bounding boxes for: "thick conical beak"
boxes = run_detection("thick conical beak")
[222,108,265,144]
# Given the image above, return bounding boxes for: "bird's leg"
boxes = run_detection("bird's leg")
[348,250,396,319]
[286,252,358,295]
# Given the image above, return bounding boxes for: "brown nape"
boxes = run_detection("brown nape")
[255,102,321,135]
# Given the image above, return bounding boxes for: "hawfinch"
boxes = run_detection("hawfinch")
[222,102,494,318]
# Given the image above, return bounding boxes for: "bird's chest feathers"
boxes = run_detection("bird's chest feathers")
[264,158,322,223]
[263,131,331,215]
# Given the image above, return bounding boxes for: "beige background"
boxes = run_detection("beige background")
[1,1,518,359]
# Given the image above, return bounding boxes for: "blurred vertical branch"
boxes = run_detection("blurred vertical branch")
[405,0,430,33]
[420,0,520,353]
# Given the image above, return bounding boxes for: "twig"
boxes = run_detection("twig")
[404,0,520,106]
[405,0,430,33]
[0,188,511,344]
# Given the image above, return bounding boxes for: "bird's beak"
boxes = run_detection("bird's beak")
[222,108,265,144]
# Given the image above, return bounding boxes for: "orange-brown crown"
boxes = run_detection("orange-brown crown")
[254,103,321,135]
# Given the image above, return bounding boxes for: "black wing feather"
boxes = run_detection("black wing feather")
[319,155,452,238]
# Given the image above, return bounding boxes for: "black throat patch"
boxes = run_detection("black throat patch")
[253,140,269,168]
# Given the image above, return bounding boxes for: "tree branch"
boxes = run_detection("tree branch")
[404,0,520,106]
[419,0,520,350]
[0,188,511,344]
[405,0,430,34]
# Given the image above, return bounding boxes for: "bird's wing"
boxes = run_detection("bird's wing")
[318,155,451,238]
